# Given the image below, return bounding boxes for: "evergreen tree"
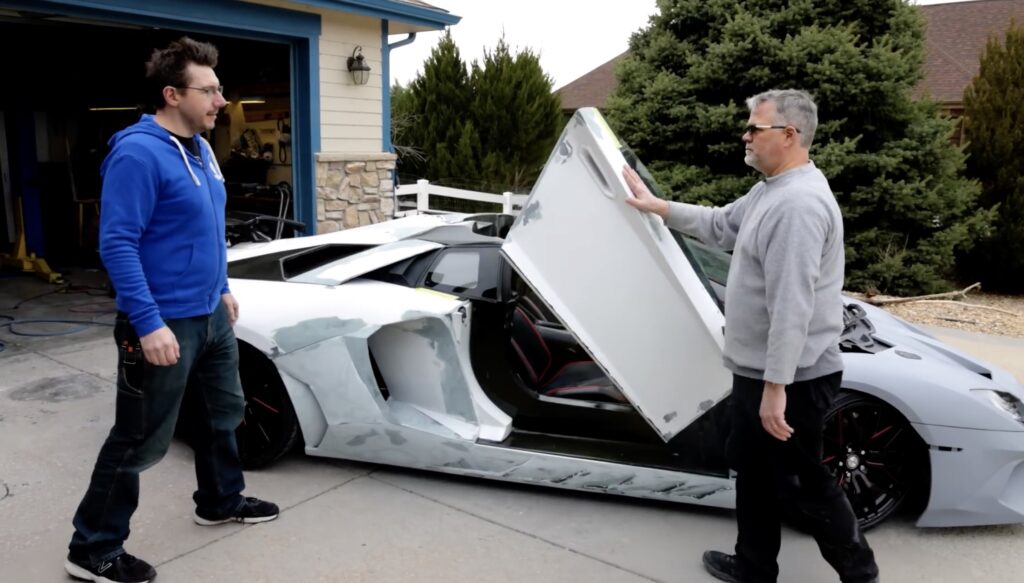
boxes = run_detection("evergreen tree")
[606,0,995,294]
[399,31,477,185]
[961,21,1024,293]
[393,34,561,195]
[470,38,562,193]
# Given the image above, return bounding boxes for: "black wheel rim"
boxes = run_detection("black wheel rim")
[237,365,289,462]
[823,400,916,528]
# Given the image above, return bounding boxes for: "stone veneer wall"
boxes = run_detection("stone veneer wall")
[315,153,396,233]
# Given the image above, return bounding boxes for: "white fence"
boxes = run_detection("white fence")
[394,179,530,218]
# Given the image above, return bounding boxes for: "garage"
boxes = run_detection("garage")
[0,0,323,282]
[0,0,457,283]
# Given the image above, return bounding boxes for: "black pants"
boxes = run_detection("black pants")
[727,372,879,583]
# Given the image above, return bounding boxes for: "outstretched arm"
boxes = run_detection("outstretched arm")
[622,165,750,250]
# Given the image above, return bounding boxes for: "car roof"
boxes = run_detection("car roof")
[414,225,504,246]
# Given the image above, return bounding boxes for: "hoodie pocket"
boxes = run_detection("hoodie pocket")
[171,243,206,304]
[174,243,197,277]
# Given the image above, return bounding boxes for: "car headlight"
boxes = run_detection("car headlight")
[973,389,1024,426]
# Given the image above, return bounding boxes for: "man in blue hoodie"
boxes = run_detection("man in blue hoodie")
[66,37,278,583]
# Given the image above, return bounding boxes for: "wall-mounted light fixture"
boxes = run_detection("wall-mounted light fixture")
[347,45,371,85]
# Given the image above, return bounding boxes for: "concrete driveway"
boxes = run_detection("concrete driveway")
[2,286,1022,582]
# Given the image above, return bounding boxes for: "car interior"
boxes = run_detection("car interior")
[361,220,629,406]
[349,217,732,474]
[507,275,626,404]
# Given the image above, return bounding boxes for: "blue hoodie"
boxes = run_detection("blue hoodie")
[99,114,228,337]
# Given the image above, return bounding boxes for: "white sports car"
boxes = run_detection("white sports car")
[223,108,1024,529]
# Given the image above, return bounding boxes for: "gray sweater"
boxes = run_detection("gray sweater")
[666,162,844,385]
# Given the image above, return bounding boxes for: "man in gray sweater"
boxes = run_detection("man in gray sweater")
[622,90,879,583]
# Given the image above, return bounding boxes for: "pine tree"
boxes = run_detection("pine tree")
[393,34,561,196]
[470,38,563,193]
[399,31,477,186]
[961,21,1024,293]
[606,0,995,294]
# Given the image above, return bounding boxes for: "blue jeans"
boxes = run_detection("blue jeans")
[69,302,246,564]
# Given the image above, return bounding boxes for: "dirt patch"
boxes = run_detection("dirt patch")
[847,291,1024,339]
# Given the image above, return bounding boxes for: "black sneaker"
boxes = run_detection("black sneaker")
[64,552,156,583]
[702,550,746,583]
[193,496,279,525]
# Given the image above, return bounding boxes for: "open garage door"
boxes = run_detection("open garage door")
[0,2,316,272]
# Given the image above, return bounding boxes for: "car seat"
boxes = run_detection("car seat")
[509,306,626,403]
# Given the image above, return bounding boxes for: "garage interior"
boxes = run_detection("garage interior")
[0,9,298,281]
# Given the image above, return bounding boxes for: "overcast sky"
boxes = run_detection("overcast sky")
[388,0,976,91]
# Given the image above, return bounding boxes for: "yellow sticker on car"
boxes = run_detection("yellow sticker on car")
[593,112,622,149]
[415,287,459,301]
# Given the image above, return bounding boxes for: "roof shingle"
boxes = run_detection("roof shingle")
[915,0,1024,103]
[555,52,627,111]
[556,0,1024,111]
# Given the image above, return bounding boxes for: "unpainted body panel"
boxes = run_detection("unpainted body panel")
[308,418,736,508]
[295,239,443,285]
[232,277,512,451]
[502,108,729,442]
[227,214,458,262]
[840,302,1024,433]
[226,144,1024,528]
[912,423,1024,526]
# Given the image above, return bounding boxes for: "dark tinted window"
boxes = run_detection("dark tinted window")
[422,246,503,301]
[426,250,480,291]
[229,244,375,281]
[622,146,730,310]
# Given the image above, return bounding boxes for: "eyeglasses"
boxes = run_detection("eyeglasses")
[744,124,801,135]
[179,85,224,96]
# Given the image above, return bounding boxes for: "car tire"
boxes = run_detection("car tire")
[822,390,927,530]
[236,343,300,469]
[780,390,927,533]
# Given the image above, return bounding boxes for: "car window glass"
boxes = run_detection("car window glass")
[426,250,479,292]
[685,238,730,286]
[621,145,731,311]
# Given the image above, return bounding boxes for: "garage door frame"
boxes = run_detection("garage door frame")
[1,0,323,233]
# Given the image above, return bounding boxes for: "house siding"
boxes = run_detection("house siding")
[319,19,384,153]
[248,0,385,154]
[245,0,396,232]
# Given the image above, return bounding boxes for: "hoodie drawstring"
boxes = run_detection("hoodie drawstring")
[200,137,225,182]
[168,135,202,186]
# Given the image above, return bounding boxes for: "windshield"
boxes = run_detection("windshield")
[619,146,731,309]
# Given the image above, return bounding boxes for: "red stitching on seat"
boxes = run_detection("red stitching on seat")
[514,307,551,380]
[520,296,545,321]
[545,385,627,403]
[546,360,594,383]
[546,385,601,395]
[510,339,538,383]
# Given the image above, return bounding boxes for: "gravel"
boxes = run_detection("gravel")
[847,291,1024,339]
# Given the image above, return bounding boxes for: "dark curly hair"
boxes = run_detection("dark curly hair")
[144,36,219,111]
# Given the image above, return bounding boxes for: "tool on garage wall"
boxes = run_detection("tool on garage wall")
[277,118,290,164]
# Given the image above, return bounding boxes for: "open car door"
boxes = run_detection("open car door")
[501,108,730,442]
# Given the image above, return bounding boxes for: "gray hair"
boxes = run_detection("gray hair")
[746,89,818,148]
